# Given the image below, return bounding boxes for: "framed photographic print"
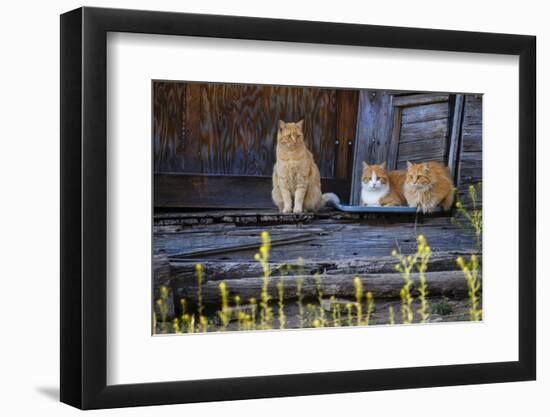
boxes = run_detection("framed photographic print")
[60,6,536,410]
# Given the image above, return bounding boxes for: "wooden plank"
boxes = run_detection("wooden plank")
[155,217,478,263]
[154,174,351,209]
[393,93,449,107]
[447,95,465,183]
[175,271,480,304]
[350,90,395,204]
[335,90,359,179]
[170,250,479,282]
[170,233,317,259]
[397,138,446,164]
[153,81,186,172]
[184,83,202,172]
[462,134,482,152]
[386,99,402,170]
[401,102,449,124]
[399,118,449,143]
[457,94,483,195]
[460,152,482,161]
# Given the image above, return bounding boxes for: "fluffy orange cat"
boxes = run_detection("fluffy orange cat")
[272,120,339,213]
[361,161,406,206]
[404,161,454,213]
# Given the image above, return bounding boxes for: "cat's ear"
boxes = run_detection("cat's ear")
[406,161,413,169]
[423,163,431,173]
[296,119,304,130]
[278,120,286,130]
[380,161,387,170]
[362,161,369,170]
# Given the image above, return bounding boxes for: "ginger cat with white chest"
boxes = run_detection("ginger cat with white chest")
[404,161,454,213]
[272,120,339,213]
[361,161,406,206]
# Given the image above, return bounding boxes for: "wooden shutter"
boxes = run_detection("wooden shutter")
[388,94,452,170]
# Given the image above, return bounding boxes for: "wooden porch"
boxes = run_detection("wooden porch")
[153,209,480,328]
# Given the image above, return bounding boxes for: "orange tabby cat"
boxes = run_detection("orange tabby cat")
[272,120,339,213]
[404,161,454,213]
[361,161,406,206]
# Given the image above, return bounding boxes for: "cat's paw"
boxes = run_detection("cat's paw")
[293,207,303,214]
[282,207,292,214]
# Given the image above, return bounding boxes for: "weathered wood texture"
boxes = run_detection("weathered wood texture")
[154,81,342,177]
[351,90,395,204]
[393,93,450,107]
[457,95,483,205]
[169,250,478,282]
[154,212,481,316]
[154,174,350,209]
[155,216,477,262]
[153,82,187,173]
[175,271,479,305]
[395,97,450,169]
[447,95,465,183]
[335,90,359,179]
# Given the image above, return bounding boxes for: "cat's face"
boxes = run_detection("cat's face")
[277,120,305,149]
[362,162,389,190]
[406,161,433,189]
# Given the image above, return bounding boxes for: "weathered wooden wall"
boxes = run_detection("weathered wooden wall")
[154,81,359,208]
[394,96,450,169]
[153,82,187,172]
[153,82,481,209]
[335,90,359,179]
[351,92,481,205]
[153,81,351,177]
[457,95,483,205]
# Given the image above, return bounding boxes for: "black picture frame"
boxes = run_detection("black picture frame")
[60,6,536,410]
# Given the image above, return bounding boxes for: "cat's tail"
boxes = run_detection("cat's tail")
[322,192,340,208]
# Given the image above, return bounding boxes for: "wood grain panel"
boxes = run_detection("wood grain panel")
[154,82,339,177]
[198,83,337,177]
[393,93,449,107]
[184,83,202,172]
[153,82,186,172]
[399,118,449,143]
[401,102,449,124]
[394,96,451,169]
[335,90,359,179]
[396,138,446,168]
